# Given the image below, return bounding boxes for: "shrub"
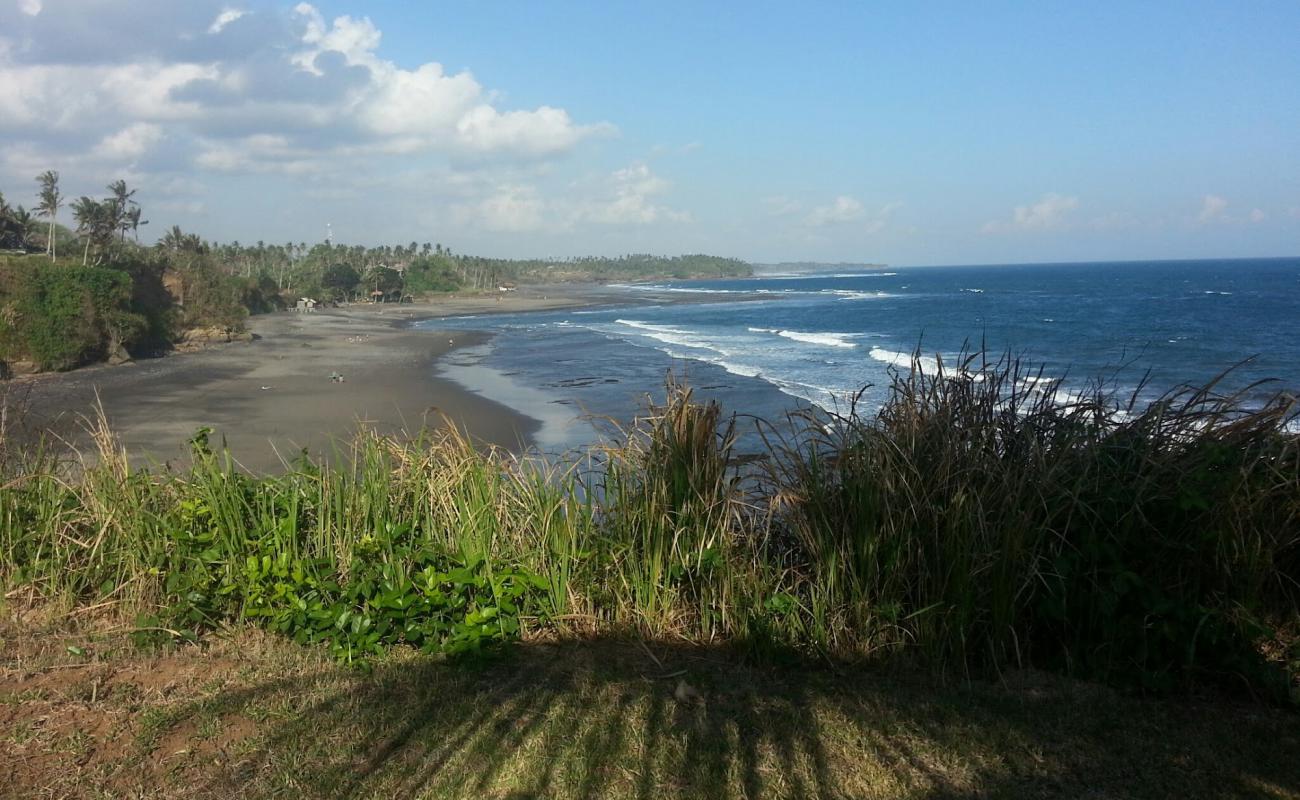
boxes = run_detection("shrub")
[0,365,1296,698]
[2,262,145,369]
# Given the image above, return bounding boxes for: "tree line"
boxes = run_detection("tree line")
[0,170,751,373]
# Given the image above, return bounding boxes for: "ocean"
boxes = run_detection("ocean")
[416,258,1300,451]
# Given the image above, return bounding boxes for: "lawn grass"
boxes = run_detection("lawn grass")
[2,613,1298,799]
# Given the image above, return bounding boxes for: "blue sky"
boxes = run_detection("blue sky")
[1,1,1296,264]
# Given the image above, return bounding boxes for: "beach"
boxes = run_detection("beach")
[6,290,596,473]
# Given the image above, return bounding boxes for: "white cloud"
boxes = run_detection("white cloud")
[455,105,614,156]
[90,122,164,161]
[447,163,689,234]
[805,195,865,227]
[19,0,41,17]
[455,185,546,232]
[801,196,899,233]
[982,193,1079,233]
[0,2,612,181]
[1249,208,1266,223]
[292,6,382,72]
[208,8,245,34]
[573,163,689,226]
[1197,194,1228,224]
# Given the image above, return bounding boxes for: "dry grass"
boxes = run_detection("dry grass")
[2,612,1299,799]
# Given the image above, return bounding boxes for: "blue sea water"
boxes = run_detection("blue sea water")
[417,258,1300,450]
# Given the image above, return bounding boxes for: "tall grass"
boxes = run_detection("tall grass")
[1,358,1296,697]
[764,351,1300,691]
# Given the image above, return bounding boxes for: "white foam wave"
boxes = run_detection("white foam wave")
[615,319,689,334]
[777,330,859,348]
[715,361,762,378]
[1019,375,1062,389]
[613,319,730,355]
[610,283,739,295]
[869,347,946,373]
[766,377,843,410]
[825,289,890,300]
[960,288,985,294]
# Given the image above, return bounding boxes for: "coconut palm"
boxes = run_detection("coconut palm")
[12,206,37,249]
[72,196,115,265]
[35,170,62,260]
[106,179,137,241]
[0,192,22,249]
[158,224,203,253]
[126,206,148,242]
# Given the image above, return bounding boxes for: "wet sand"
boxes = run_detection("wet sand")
[6,291,599,473]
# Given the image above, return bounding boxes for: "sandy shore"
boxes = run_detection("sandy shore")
[6,290,598,473]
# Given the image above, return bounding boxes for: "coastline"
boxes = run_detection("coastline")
[6,289,605,473]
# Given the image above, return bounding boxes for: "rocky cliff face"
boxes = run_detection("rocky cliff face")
[172,325,254,352]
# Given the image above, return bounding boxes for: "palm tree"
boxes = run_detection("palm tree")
[35,170,62,260]
[12,206,36,249]
[0,192,23,250]
[72,196,114,265]
[106,179,137,242]
[158,224,202,253]
[126,206,147,242]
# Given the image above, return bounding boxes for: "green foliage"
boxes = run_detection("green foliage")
[157,514,548,664]
[403,255,461,293]
[363,265,403,299]
[764,352,1300,695]
[175,260,255,329]
[1,359,1295,699]
[0,192,35,251]
[320,262,361,301]
[0,261,145,369]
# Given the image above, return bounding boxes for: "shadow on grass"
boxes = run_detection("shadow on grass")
[157,640,1300,799]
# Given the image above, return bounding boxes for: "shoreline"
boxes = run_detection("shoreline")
[6,289,609,473]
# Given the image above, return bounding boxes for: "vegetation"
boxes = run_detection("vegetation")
[1,358,1296,703]
[0,173,751,375]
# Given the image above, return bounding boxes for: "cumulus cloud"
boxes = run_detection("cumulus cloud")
[1249,208,1266,223]
[208,8,246,34]
[1197,194,1229,224]
[573,163,689,226]
[19,0,41,16]
[805,195,865,227]
[0,2,613,182]
[91,123,165,161]
[447,163,689,234]
[981,193,1079,234]
[801,196,899,233]
[454,185,547,233]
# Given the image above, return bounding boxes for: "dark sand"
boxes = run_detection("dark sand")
[6,291,596,473]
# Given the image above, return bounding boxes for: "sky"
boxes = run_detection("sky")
[0,0,1297,265]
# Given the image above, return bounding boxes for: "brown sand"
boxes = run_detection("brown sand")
[7,291,598,473]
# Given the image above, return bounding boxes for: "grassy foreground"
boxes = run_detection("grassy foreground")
[3,616,1299,799]
[1,354,1299,796]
